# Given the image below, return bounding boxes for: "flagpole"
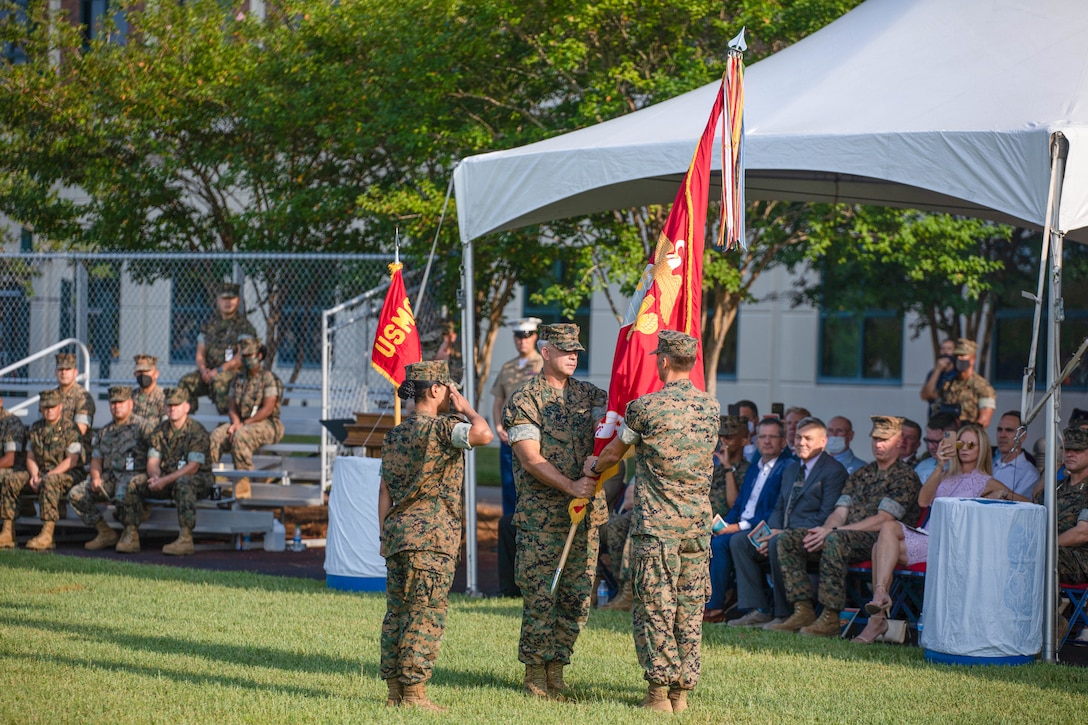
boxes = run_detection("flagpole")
[394,230,402,426]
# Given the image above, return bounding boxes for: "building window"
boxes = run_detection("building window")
[0,286,29,378]
[522,265,591,374]
[1,0,28,65]
[818,310,903,383]
[19,228,32,252]
[81,0,128,47]
[61,264,121,377]
[713,314,739,379]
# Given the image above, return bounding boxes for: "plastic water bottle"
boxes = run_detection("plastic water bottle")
[292,524,303,552]
[597,580,609,607]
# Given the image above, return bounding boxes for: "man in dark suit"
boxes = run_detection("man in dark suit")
[703,417,795,622]
[727,416,848,627]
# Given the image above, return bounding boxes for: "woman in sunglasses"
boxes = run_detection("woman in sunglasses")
[854,423,1005,643]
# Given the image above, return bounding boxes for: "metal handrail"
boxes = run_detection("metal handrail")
[0,338,93,416]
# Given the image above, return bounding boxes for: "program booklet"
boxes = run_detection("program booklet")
[747,520,772,548]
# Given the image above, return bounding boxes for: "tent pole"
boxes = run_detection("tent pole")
[1043,132,1069,663]
[461,235,479,596]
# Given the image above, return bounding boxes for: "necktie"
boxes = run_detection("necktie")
[784,464,806,529]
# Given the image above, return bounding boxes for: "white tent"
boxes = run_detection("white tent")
[452,0,1087,660]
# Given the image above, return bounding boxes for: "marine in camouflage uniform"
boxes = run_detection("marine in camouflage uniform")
[379,360,489,710]
[133,354,166,422]
[208,337,284,498]
[1049,428,1088,584]
[773,416,922,636]
[53,352,96,467]
[504,323,606,700]
[710,415,751,519]
[117,388,213,555]
[935,338,996,425]
[0,390,84,550]
[0,398,28,548]
[68,386,152,550]
[589,331,719,712]
[177,282,257,414]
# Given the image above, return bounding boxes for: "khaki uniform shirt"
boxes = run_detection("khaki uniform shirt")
[381,413,473,558]
[620,379,720,538]
[504,375,607,532]
[490,353,544,408]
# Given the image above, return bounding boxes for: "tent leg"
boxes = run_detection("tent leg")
[461,236,479,597]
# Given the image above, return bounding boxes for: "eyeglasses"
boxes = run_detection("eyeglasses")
[955,441,978,450]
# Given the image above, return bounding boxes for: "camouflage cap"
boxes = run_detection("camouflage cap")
[404,360,459,388]
[719,415,747,437]
[218,282,241,298]
[108,385,133,403]
[133,354,158,372]
[650,329,698,357]
[870,415,904,440]
[953,337,978,356]
[239,336,260,356]
[39,389,61,408]
[55,353,77,369]
[1064,427,1088,451]
[539,323,585,352]
[164,387,189,406]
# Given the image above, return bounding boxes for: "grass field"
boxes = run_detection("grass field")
[1,551,1085,724]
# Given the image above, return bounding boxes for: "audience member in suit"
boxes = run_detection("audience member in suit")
[727,417,848,627]
[703,417,795,622]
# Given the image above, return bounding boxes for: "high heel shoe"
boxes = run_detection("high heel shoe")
[852,613,889,644]
[864,584,891,616]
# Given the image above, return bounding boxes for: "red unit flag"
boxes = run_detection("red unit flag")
[370,262,422,387]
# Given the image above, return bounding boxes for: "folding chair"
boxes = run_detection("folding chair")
[1059,582,1088,649]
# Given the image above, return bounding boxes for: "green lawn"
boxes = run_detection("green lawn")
[1,551,1085,724]
[476,445,501,486]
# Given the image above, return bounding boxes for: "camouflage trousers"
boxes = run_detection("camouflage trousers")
[177,369,239,415]
[603,509,633,586]
[380,549,456,685]
[0,471,75,522]
[631,534,709,689]
[209,419,284,471]
[515,524,599,666]
[777,528,877,611]
[69,472,141,526]
[1059,546,1088,584]
[116,472,213,529]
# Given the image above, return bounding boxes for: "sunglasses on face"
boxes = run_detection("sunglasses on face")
[955,441,978,450]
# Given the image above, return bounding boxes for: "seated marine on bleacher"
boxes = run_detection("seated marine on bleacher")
[0,395,28,549]
[177,282,257,415]
[771,415,922,637]
[0,390,83,551]
[133,354,167,422]
[208,336,284,500]
[53,352,95,466]
[116,388,213,556]
[68,386,153,553]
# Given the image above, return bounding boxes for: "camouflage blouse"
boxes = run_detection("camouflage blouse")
[148,417,212,479]
[133,386,166,422]
[1037,476,1088,534]
[939,373,996,424]
[230,369,283,422]
[93,417,153,473]
[835,458,922,526]
[504,375,607,532]
[0,408,27,470]
[28,418,83,474]
[199,313,257,369]
[381,413,472,558]
[620,380,720,539]
[710,458,750,520]
[56,383,95,462]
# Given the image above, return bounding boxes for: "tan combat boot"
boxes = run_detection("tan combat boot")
[115,526,141,554]
[545,661,569,702]
[800,609,842,638]
[400,683,446,712]
[640,684,672,712]
[601,581,633,611]
[162,527,195,556]
[522,663,548,698]
[0,519,15,549]
[384,678,403,707]
[85,521,120,550]
[26,521,56,551]
[233,478,251,499]
[769,600,817,632]
[668,686,689,713]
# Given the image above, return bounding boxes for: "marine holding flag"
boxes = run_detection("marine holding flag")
[502,323,606,701]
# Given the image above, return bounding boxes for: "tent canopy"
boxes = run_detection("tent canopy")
[453,0,1088,243]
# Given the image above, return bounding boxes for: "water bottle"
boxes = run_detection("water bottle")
[292,524,303,552]
[243,533,251,550]
[597,580,609,607]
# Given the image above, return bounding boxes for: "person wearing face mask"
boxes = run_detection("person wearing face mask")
[132,354,166,422]
[826,416,868,474]
[921,337,996,427]
[208,336,284,499]
[735,400,759,461]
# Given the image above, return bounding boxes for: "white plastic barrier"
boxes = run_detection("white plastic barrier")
[921,498,1046,665]
[324,456,387,591]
